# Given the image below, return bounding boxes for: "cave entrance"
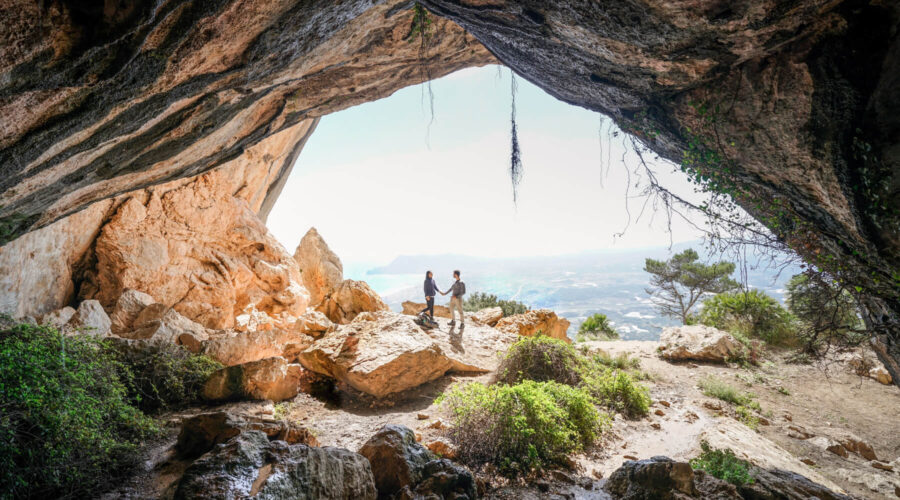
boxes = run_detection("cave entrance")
[266,65,795,340]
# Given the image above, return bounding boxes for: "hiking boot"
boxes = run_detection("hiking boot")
[448,320,455,327]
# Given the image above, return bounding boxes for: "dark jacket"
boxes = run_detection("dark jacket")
[424,278,441,297]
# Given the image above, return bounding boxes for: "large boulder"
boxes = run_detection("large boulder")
[174,431,376,500]
[359,425,476,500]
[401,301,451,319]
[199,328,314,366]
[40,306,75,329]
[658,325,743,364]
[495,309,571,342]
[471,307,503,327]
[176,411,319,458]
[605,456,706,499]
[317,280,389,324]
[298,312,516,397]
[109,289,156,334]
[66,300,111,336]
[294,310,335,338]
[294,228,344,307]
[203,357,302,402]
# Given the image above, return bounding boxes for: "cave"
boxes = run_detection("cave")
[0,1,898,498]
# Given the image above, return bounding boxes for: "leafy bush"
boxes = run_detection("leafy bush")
[110,341,222,412]
[463,292,528,317]
[496,337,650,418]
[699,290,797,345]
[496,336,584,386]
[436,380,608,473]
[576,313,619,341]
[591,350,640,371]
[0,318,160,499]
[785,273,864,353]
[690,441,754,486]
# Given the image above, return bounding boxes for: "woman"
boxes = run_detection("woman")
[420,270,442,320]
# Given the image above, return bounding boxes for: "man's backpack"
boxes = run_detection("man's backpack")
[458,281,466,297]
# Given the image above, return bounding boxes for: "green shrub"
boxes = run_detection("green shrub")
[436,380,608,473]
[580,369,651,417]
[496,336,583,386]
[785,273,865,353]
[110,341,222,412]
[591,350,640,371]
[690,441,754,486]
[496,337,650,418]
[0,319,160,499]
[576,313,619,341]
[463,292,528,317]
[699,290,797,345]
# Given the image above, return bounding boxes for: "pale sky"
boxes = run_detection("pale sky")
[268,65,709,267]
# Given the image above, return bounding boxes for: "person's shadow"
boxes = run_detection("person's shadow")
[447,323,465,353]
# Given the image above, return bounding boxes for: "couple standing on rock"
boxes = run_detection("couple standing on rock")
[421,270,466,327]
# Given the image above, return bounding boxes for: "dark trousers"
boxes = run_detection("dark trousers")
[420,297,435,318]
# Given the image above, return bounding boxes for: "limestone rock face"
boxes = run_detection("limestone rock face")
[79,166,310,331]
[66,300,111,336]
[174,431,376,500]
[40,306,75,329]
[317,280,389,324]
[203,357,302,402]
[298,312,516,397]
[658,325,743,364]
[495,309,571,342]
[294,310,334,338]
[294,228,343,306]
[117,303,210,347]
[109,289,155,334]
[471,307,503,327]
[402,301,451,319]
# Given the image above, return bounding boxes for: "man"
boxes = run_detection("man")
[442,270,466,327]
[420,270,442,320]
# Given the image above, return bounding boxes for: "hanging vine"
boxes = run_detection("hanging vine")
[509,70,523,204]
[408,3,436,145]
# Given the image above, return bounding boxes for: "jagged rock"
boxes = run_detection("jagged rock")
[425,438,457,459]
[396,459,477,500]
[317,280,389,324]
[203,357,302,402]
[298,312,516,397]
[402,300,451,319]
[604,456,706,499]
[234,308,277,333]
[120,303,210,347]
[294,228,344,306]
[869,366,893,385]
[495,309,571,342]
[471,307,503,327]
[359,425,434,496]
[109,289,155,334]
[200,328,313,366]
[294,310,334,338]
[66,300,111,335]
[834,433,878,461]
[40,306,75,329]
[739,467,853,500]
[176,412,319,458]
[658,325,743,363]
[359,425,476,500]
[174,431,376,500]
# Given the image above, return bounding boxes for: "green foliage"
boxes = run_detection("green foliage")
[407,3,433,43]
[690,441,754,486]
[110,342,222,412]
[576,313,619,341]
[0,318,160,499]
[699,290,796,345]
[735,405,760,430]
[591,350,641,371]
[785,273,864,352]
[463,292,528,317]
[495,336,651,418]
[436,380,608,473]
[644,249,740,323]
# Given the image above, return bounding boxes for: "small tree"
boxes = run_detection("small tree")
[785,273,864,353]
[463,292,529,317]
[577,313,619,341]
[644,249,739,323]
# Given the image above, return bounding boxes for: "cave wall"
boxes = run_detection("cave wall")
[0,0,898,381]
